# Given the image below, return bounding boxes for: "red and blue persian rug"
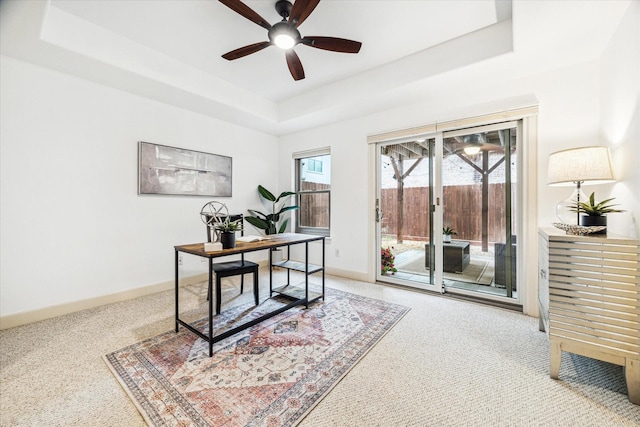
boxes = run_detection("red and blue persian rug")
[104,288,409,426]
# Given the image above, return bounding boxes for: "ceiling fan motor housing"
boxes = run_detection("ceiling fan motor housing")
[275,0,293,19]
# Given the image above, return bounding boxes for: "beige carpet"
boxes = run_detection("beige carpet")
[1,270,639,426]
[395,251,495,285]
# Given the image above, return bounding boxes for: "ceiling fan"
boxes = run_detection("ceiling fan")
[219,0,362,81]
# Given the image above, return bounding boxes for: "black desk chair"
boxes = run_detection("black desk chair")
[206,214,259,315]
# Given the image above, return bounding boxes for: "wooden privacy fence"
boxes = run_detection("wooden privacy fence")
[298,181,330,228]
[381,183,514,243]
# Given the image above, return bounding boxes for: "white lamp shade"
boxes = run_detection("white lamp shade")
[547,146,615,187]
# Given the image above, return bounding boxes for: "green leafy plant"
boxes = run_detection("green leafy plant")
[246,185,299,234]
[570,192,625,216]
[381,246,397,275]
[442,226,458,236]
[215,217,243,232]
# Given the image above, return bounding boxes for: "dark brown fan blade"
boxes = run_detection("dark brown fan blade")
[222,41,271,60]
[285,49,305,81]
[301,36,362,53]
[219,0,271,30]
[288,0,320,28]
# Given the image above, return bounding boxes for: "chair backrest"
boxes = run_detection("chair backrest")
[206,213,245,242]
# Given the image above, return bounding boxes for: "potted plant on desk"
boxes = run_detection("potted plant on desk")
[216,217,243,249]
[570,192,625,234]
[443,226,457,243]
[246,185,299,262]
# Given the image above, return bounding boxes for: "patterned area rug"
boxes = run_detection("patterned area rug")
[104,288,409,426]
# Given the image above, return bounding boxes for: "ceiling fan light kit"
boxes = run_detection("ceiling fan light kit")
[219,0,362,81]
[463,145,481,155]
[270,21,300,49]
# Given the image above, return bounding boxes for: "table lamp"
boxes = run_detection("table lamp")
[547,146,615,225]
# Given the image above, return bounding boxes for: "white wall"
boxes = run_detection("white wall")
[0,56,278,317]
[599,0,640,238]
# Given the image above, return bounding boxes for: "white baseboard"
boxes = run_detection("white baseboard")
[0,262,369,331]
[0,273,209,330]
[325,266,369,282]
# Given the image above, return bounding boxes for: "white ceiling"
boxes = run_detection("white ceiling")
[0,0,632,136]
[49,0,503,102]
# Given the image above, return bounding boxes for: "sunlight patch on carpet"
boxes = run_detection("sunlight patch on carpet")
[104,288,409,427]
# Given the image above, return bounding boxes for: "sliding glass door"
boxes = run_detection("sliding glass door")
[441,122,518,299]
[376,137,442,293]
[376,121,520,303]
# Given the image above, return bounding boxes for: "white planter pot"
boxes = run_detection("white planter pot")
[271,248,283,263]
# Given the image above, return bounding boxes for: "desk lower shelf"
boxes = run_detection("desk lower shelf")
[272,259,323,274]
[272,284,323,302]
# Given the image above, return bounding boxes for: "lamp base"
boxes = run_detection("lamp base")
[556,188,587,225]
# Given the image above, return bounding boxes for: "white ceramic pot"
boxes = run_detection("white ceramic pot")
[271,248,283,263]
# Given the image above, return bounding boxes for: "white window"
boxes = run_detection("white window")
[294,149,330,236]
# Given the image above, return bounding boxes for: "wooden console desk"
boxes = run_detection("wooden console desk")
[175,233,325,357]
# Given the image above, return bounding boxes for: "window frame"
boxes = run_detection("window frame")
[294,148,331,237]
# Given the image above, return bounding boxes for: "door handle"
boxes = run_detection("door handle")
[376,207,383,222]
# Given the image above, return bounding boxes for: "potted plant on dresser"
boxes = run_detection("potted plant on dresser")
[571,192,625,234]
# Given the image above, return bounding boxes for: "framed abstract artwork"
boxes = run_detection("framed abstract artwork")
[138,141,232,196]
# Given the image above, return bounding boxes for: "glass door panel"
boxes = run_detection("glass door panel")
[377,138,441,292]
[441,122,518,299]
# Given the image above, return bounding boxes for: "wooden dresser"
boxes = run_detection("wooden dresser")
[538,228,639,404]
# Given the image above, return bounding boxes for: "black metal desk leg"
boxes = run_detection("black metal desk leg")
[253,271,259,306]
[209,258,214,357]
[216,275,222,315]
[269,249,273,297]
[322,237,325,300]
[305,242,309,309]
[175,250,179,332]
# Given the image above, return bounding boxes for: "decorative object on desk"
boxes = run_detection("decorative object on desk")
[236,234,270,243]
[442,226,457,243]
[200,201,229,243]
[215,217,243,249]
[381,246,397,275]
[552,222,607,235]
[203,241,223,251]
[569,192,625,235]
[547,146,615,225]
[246,185,299,234]
[219,232,235,249]
[104,287,409,427]
[215,216,243,232]
[138,141,232,196]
